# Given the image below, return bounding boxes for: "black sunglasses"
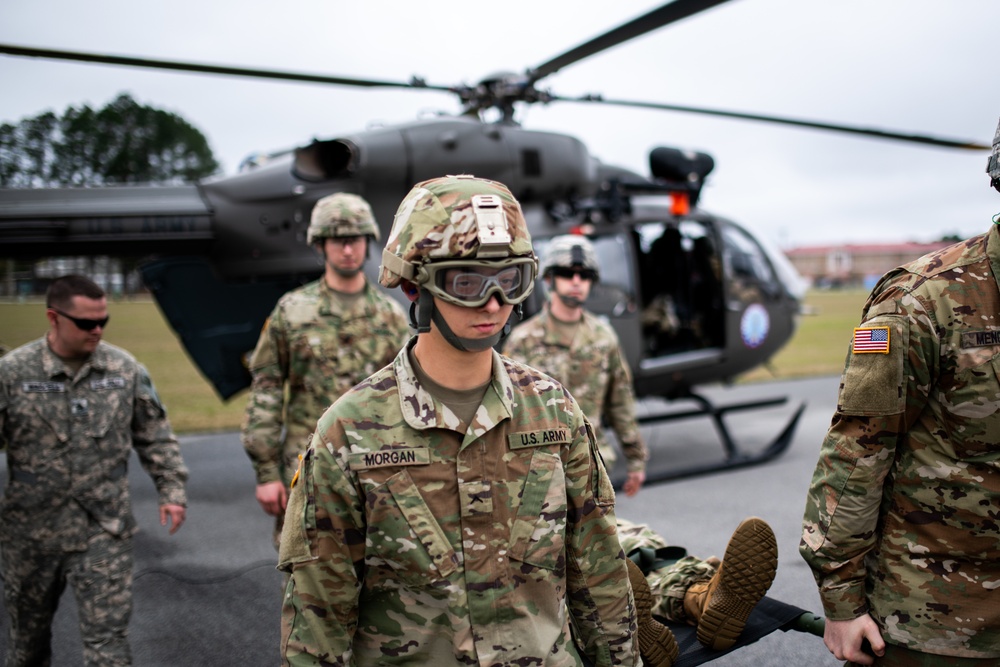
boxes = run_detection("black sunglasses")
[551,267,595,281]
[51,307,110,331]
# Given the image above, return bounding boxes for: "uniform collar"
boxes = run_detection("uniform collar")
[393,338,514,446]
[987,224,1000,284]
[40,336,106,378]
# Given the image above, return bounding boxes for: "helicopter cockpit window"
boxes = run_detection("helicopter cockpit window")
[720,225,781,300]
[636,220,724,355]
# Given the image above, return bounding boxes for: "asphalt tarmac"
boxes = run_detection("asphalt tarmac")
[0,374,843,666]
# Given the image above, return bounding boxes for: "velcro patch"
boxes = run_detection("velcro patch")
[852,326,890,354]
[22,381,65,393]
[348,447,430,470]
[90,376,126,390]
[961,330,1000,348]
[509,428,572,449]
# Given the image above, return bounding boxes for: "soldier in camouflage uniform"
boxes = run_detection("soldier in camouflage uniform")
[241,193,410,545]
[278,175,649,666]
[0,274,188,667]
[799,120,1000,666]
[617,516,778,653]
[504,234,648,496]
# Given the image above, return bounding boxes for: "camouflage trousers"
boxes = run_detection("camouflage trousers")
[616,518,717,624]
[1,529,134,667]
[846,643,997,667]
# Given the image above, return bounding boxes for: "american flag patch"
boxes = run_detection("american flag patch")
[853,326,890,354]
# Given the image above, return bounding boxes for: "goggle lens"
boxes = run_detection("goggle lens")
[423,260,536,307]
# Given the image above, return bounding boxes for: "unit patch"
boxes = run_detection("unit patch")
[349,447,430,470]
[853,326,890,354]
[961,329,1000,348]
[509,429,571,449]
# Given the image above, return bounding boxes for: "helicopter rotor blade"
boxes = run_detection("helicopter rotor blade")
[528,0,736,84]
[0,43,456,93]
[551,94,990,150]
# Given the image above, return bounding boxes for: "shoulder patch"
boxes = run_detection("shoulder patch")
[509,428,572,449]
[348,447,430,470]
[852,326,890,354]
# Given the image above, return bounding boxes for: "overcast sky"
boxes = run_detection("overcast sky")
[2,0,999,250]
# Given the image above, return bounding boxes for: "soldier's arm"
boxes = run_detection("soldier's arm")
[279,425,364,666]
[602,343,647,473]
[564,408,640,666]
[800,287,935,621]
[131,365,189,508]
[241,308,291,485]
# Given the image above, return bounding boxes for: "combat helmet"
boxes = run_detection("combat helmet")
[988,116,1000,193]
[541,234,600,282]
[306,192,380,245]
[379,174,538,351]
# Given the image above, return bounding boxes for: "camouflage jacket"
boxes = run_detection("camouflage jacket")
[0,337,188,550]
[241,278,409,486]
[504,306,647,471]
[800,226,1000,659]
[278,341,639,666]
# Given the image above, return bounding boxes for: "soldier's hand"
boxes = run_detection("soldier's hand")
[256,480,288,517]
[824,615,884,665]
[622,470,645,497]
[160,504,187,535]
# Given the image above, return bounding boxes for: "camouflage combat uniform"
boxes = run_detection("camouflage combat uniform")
[0,337,188,667]
[241,278,409,490]
[278,341,640,666]
[800,225,1000,660]
[616,518,717,624]
[504,304,648,472]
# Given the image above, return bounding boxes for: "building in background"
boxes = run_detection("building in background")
[784,241,952,290]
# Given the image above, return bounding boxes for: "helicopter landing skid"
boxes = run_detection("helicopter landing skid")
[634,392,806,485]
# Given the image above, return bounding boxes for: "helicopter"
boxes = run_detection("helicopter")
[0,0,992,483]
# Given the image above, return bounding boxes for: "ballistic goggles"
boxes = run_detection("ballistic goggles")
[417,258,537,308]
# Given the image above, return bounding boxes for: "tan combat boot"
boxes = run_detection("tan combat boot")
[626,557,679,667]
[682,516,778,651]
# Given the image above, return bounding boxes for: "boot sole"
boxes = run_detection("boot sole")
[626,558,679,667]
[696,517,778,651]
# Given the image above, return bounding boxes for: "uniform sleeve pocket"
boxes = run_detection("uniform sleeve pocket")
[838,315,907,416]
[509,450,567,571]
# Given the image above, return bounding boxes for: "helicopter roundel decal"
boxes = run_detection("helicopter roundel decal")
[740,304,770,349]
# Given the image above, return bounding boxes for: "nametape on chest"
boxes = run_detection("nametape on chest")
[960,330,1000,348]
[90,376,126,390]
[348,448,430,470]
[22,381,66,393]
[852,326,890,354]
[509,428,572,449]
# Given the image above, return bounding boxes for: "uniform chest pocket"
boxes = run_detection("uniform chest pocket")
[363,469,458,586]
[939,351,1000,458]
[509,450,568,572]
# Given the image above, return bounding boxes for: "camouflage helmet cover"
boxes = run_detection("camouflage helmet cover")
[541,234,600,281]
[306,192,380,244]
[379,175,536,288]
[988,116,1000,193]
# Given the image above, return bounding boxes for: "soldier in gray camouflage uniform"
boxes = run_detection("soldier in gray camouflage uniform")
[800,119,1000,666]
[241,193,409,545]
[0,274,188,667]
[504,234,648,496]
[278,175,647,666]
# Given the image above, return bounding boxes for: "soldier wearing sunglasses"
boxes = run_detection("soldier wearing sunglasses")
[505,234,649,497]
[278,176,656,666]
[0,274,188,666]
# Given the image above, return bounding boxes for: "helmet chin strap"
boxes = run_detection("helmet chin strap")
[411,288,522,352]
[555,291,584,309]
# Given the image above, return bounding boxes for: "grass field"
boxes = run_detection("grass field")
[0,289,868,433]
